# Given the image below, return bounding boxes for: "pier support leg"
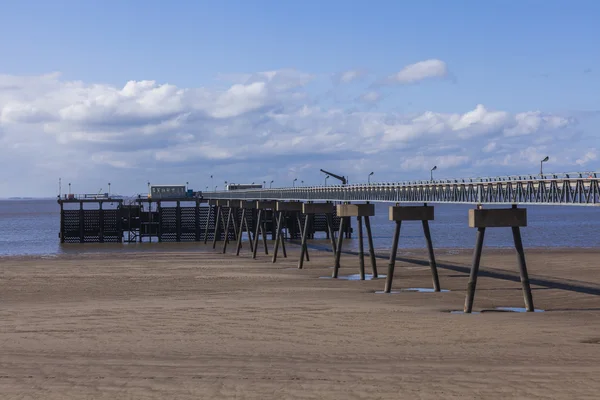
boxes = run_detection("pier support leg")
[60,203,65,243]
[332,217,346,278]
[364,215,377,277]
[222,208,232,254]
[252,210,262,259]
[212,206,222,249]
[296,214,309,261]
[272,211,283,263]
[384,221,401,293]
[235,208,246,256]
[298,214,310,269]
[231,208,239,243]
[272,211,287,263]
[357,216,365,280]
[245,211,254,253]
[326,213,337,256]
[422,220,441,292]
[513,226,535,312]
[261,218,269,255]
[464,227,485,314]
[204,206,212,244]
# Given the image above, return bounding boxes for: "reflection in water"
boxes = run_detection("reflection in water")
[493,307,545,313]
[1,199,600,256]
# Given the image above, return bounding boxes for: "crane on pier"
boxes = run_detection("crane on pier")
[319,169,348,185]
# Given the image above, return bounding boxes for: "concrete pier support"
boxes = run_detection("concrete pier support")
[332,203,377,280]
[272,201,303,263]
[297,203,336,269]
[384,204,441,293]
[463,205,533,313]
[253,201,275,259]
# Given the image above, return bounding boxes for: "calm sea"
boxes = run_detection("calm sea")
[0,199,599,256]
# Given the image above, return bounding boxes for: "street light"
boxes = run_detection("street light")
[301,180,304,185]
[68,183,71,195]
[214,185,217,192]
[368,172,374,184]
[224,181,228,190]
[430,166,437,181]
[325,175,330,186]
[270,180,274,188]
[108,182,111,196]
[263,180,266,188]
[540,156,549,175]
[293,178,297,187]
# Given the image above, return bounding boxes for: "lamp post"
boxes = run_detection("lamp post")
[224,181,228,190]
[68,183,71,195]
[108,182,111,196]
[540,156,549,175]
[263,181,266,188]
[214,185,217,192]
[301,180,304,185]
[430,166,437,181]
[368,171,374,184]
[270,180,274,188]
[325,175,330,186]
[210,175,213,191]
[293,178,297,187]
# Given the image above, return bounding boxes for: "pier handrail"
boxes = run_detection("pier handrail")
[201,171,600,206]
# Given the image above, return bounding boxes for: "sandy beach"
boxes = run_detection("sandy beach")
[2,244,600,399]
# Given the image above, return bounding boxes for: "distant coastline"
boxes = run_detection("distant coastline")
[1,197,53,200]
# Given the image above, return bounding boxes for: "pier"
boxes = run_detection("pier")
[57,195,348,244]
[56,171,600,314]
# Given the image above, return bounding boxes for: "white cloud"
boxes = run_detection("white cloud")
[335,69,367,84]
[360,91,381,103]
[0,69,591,196]
[388,59,448,84]
[576,149,597,166]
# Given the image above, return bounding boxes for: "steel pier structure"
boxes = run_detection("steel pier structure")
[202,172,600,206]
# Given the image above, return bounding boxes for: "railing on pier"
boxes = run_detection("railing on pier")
[203,172,600,206]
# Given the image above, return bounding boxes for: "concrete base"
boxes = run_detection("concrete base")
[277,201,303,212]
[303,203,334,214]
[468,208,527,228]
[337,203,375,217]
[389,206,434,221]
[256,200,276,209]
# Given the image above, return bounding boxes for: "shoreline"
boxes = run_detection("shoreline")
[2,241,600,260]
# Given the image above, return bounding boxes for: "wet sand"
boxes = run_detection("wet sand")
[2,245,600,399]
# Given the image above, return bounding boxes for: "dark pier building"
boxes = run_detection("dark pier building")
[57,185,348,244]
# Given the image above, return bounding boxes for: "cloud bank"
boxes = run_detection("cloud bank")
[0,60,592,196]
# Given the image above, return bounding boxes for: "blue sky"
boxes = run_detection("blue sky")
[0,0,599,196]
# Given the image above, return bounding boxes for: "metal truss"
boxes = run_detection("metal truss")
[203,172,600,206]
